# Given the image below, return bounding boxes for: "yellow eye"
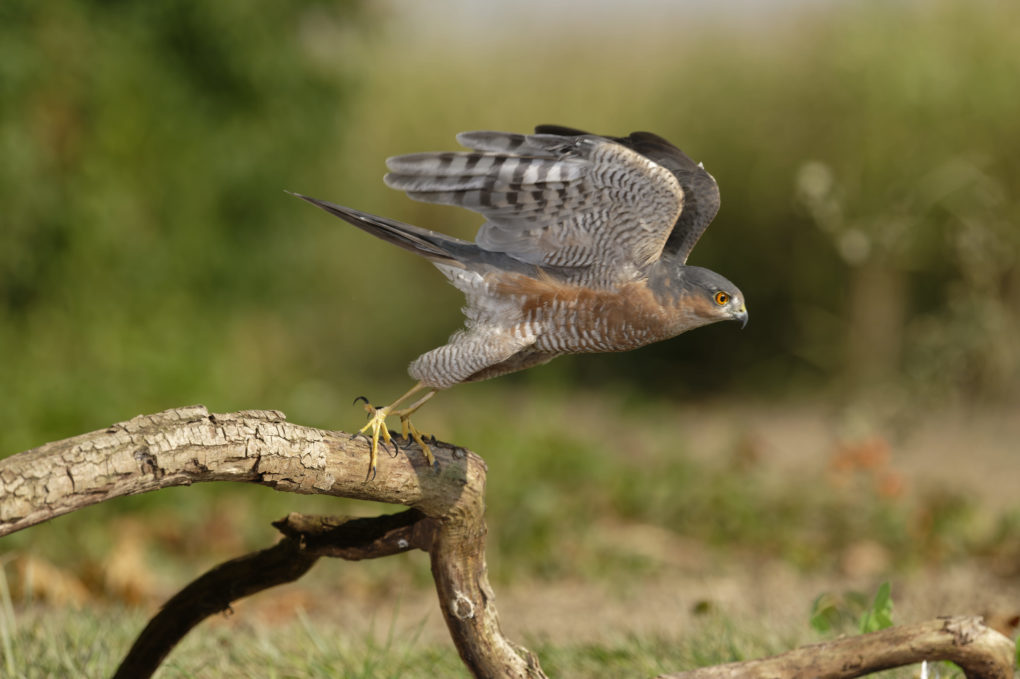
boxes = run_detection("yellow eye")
[714,291,730,306]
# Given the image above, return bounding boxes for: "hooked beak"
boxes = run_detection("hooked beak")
[734,305,748,329]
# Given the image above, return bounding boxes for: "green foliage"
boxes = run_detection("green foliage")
[857,581,894,634]
[0,0,367,453]
[810,581,893,635]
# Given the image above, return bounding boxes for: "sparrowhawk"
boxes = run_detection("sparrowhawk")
[293,125,747,478]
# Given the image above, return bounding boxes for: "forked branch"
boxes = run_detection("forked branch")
[0,406,543,679]
[113,510,431,678]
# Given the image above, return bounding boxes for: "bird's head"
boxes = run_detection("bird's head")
[670,265,748,329]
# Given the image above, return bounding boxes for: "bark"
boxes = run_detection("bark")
[113,510,430,679]
[659,615,1016,679]
[0,406,1014,679]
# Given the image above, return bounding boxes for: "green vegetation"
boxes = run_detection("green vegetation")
[810,581,894,635]
[0,601,958,679]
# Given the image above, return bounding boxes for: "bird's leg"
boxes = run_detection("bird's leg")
[392,388,438,467]
[355,381,433,479]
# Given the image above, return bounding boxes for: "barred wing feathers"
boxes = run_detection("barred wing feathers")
[535,125,721,264]
[384,130,685,282]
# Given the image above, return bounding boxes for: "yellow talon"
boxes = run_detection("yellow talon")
[400,416,436,468]
[354,382,438,480]
[356,404,394,481]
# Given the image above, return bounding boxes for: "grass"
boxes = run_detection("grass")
[0,599,962,678]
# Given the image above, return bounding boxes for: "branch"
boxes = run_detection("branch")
[0,406,544,679]
[659,615,1016,679]
[0,405,473,536]
[113,510,431,679]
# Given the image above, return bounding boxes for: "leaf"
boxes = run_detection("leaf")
[809,592,839,633]
[859,581,894,634]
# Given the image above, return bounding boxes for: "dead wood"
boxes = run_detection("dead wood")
[0,406,1014,679]
[659,615,1016,679]
[0,405,544,679]
[113,510,430,678]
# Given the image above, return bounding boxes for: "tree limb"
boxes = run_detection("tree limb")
[0,405,474,536]
[113,509,432,679]
[0,405,544,679]
[658,615,1016,679]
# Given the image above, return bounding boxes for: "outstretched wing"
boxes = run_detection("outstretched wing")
[536,125,720,264]
[383,129,685,283]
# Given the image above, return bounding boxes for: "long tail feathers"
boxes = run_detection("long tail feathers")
[288,191,460,263]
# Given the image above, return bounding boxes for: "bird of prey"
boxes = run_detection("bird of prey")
[293,125,747,479]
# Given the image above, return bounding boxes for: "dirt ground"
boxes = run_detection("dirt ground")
[674,399,1020,513]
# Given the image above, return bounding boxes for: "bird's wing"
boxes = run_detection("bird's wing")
[536,125,721,264]
[611,131,720,264]
[383,129,686,281]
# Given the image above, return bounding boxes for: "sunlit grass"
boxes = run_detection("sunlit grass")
[0,599,943,679]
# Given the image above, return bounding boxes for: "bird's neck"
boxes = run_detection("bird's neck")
[644,259,687,305]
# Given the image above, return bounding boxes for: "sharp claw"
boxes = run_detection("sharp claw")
[351,383,439,480]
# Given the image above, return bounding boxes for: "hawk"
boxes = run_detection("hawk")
[293,125,747,478]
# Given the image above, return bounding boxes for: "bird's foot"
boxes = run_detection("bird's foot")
[354,398,393,481]
[352,382,439,480]
[398,414,436,469]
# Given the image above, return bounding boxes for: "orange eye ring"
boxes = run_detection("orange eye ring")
[714,291,730,306]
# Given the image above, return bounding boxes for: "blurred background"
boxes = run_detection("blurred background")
[1,0,1018,675]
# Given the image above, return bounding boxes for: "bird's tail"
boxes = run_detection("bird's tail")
[289,192,464,264]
